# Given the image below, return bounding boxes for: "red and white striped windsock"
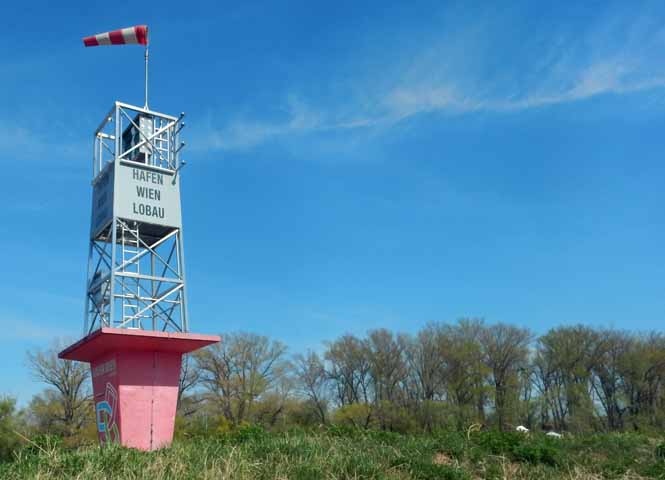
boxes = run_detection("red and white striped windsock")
[83,25,148,47]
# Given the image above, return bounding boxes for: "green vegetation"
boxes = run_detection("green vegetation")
[9,322,665,478]
[20,324,665,446]
[1,427,665,479]
[0,397,22,463]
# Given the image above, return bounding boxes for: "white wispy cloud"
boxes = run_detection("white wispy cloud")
[0,317,75,342]
[197,6,665,152]
[380,8,665,118]
[192,96,375,152]
[0,120,87,166]
[0,124,40,153]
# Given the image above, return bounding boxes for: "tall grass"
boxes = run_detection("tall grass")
[1,427,664,479]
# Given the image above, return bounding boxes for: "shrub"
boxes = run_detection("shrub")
[231,424,266,443]
[174,414,232,439]
[332,403,373,429]
[366,428,402,445]
[655,442,665,460]
[433,430,467,459]
[474,431,522,455]
[0,397,21,462]
[325,423,360,438]
[511,441,560,466]
[373,401,418,434]
[409,461,469,480]
[470,431,561,467]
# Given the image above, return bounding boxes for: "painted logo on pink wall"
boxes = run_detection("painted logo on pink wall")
[96,382,120,444]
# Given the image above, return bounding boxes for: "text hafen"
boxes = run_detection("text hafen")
[132,168,164,185]
[132,168,165,219]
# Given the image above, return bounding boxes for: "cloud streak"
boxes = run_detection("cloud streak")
[0,317,75,342]
[0,120,87,166]
[197,5,665,152]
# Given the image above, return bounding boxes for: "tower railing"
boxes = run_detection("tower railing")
[93,102,185,182]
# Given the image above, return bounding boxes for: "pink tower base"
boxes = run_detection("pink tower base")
[59,328,219,451]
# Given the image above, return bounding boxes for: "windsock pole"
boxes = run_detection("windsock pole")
[144,45,149,109]
[81,24,151,108]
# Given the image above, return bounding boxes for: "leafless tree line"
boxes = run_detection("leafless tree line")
[25,320,665,435]
[180,321,665,433]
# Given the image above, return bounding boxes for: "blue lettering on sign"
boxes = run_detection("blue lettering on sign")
[96,401,112,433]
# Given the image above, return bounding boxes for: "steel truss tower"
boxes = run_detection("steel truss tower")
[84,101,188,335]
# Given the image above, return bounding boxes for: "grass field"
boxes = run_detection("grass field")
[1,427,665,479]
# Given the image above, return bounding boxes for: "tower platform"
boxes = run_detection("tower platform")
[59,328,219,450]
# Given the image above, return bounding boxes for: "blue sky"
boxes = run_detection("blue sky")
[2,0,665,403]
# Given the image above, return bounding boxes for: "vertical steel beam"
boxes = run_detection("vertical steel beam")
[109,217,117,327]
[84,240,94,334]
[114,104,120,162]
[176,229,189,332]
[151,253,156,330]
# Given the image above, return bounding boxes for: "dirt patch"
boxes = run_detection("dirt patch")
[433,452,453,465]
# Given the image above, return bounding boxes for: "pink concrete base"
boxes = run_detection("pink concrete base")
[59,328,219,451]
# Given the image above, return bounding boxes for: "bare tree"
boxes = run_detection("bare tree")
[535,325,599,431]
[365,329,408,404]
[26,341,91,436]
[177,354,201,415]
[325,334,372,406]
[195,332,288,425]
[591,330,632,431]
[620,332,665,429]
[480,323,532,431]
[404,324,444,403]
[293,350,329,424]
[441,319,489,426]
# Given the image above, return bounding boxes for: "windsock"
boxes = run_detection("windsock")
[83,25,148,47]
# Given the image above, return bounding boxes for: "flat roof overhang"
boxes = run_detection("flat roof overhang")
[59,327,220,362]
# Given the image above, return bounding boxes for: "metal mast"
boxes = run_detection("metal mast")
[144,46,149,109]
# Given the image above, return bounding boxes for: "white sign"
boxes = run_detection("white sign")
[114,162,182,228]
